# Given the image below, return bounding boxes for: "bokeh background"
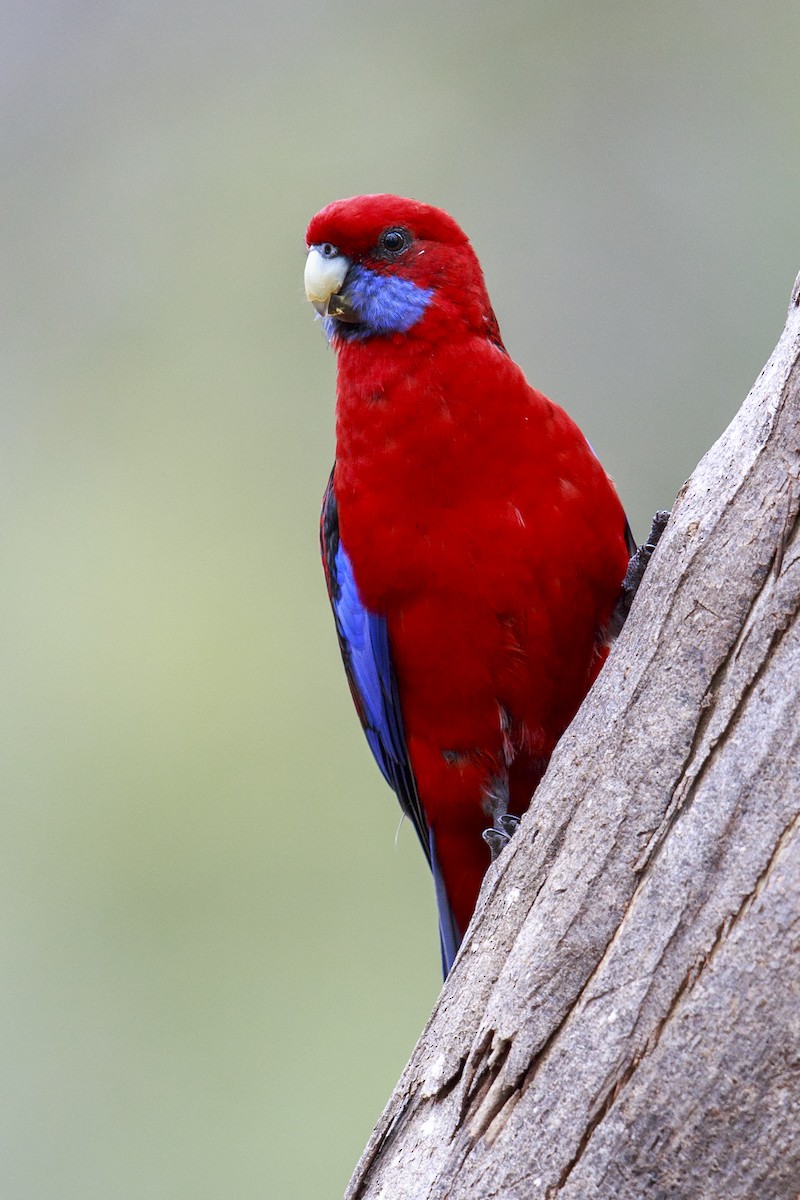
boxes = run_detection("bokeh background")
[2,1,798,1196]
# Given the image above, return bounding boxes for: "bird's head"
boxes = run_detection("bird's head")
[304,194,503,348]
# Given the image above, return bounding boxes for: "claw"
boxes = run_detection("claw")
[482,815,522,860]
[483,826,512,861]
[497,813,520,839]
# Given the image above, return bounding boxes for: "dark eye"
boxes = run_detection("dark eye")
[319,242,338,258]
[380,227,411,255]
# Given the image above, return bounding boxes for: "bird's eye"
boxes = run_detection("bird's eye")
[320,242,338,258]
[380,228,411,255]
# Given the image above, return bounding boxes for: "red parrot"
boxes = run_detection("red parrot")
[305,194,634,975]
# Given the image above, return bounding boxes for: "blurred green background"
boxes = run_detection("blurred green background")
[2,1,798,1196]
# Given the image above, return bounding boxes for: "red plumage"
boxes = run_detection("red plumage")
[307,195,630,959]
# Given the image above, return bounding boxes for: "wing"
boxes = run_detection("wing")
[320,474,431,866]
[321,472,464,973]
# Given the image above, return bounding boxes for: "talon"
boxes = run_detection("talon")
[483,827,512,861]
[497,813,520,839]
[643,509,670,553]
[482,813,522,861]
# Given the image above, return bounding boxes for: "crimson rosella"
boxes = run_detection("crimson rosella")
[305,194,635,976]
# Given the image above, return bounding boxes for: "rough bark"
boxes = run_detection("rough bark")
[346,272,800,1200]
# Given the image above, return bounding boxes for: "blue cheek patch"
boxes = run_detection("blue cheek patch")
[323,264,433,341]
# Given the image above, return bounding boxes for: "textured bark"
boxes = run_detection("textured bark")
[346,272,800,1200]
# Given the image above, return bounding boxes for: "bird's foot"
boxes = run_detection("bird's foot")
[608,509,670,638]
[482,813,521,861]
[482,774,522,861]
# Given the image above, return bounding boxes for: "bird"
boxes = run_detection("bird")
[305,194,634,976]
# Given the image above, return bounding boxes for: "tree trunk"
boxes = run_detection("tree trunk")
[345,272,800,1200]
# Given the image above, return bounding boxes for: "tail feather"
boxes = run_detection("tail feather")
[430,828,462,977]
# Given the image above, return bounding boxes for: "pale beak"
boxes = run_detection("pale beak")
[304,247,360,322]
